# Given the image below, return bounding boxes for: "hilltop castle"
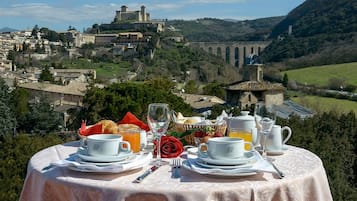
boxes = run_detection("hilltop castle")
[113,5,150,23]
[98,5,163,33]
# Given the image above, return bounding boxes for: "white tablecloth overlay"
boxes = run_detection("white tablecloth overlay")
[20,141,333,201]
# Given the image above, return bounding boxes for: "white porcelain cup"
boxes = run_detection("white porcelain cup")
[265,125,292,151]
[81,134,131,156]
[198,137,253,160]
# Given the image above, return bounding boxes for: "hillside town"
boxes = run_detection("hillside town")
[0,5,315,131]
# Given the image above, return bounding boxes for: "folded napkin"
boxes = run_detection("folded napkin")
[79,120,103,136]
[185,151,276,175]
[119,112,150,131]
[215,110,228,126]
[49,152,152,173]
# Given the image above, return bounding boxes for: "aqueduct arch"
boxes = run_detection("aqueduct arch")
[189,41,271,68]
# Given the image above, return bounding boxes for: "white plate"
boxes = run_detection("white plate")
[182,160,257,177]
[76,147,134,162]
[198,151,254,166]
[195,158,254,170]
[255,145,288,156]
[52,152,153,173]
[67,164,142,173]
[75,154,137,166]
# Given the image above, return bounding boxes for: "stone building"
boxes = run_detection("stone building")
[114,5,150,22]
[225,64,285,110]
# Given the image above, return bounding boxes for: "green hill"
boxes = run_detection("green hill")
[270,0,357,38]
[166,17,283,42]
[281,62,357,90]
[262,0,357,66]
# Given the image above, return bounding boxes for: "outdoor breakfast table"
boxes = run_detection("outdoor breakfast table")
[20,141,333,201]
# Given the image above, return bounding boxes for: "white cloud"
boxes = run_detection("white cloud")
[0,1,253,29]
[0,2,118,24]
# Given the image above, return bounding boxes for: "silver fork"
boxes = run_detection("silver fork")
[172,158,182,178]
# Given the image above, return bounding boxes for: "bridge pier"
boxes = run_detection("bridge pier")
[189,41,271,68]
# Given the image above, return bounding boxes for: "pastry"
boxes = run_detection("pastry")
[98,120,119,134]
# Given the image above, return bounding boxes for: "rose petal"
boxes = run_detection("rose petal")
[153,136,184,158]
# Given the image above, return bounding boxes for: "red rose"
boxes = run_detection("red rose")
[153,136,184,158]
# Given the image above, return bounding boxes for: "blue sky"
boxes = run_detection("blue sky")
[0,0,305,32]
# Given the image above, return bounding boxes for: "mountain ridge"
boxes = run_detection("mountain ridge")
[0,27,18,33]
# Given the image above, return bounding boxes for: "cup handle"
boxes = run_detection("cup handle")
[197,143,208,157]
[282,126,292,144]
[244,142,254,151]
[79,138,87,148]
[119,141,131,153]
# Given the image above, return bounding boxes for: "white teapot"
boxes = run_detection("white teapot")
[228,111,258,145]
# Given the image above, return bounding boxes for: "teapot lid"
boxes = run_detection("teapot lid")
[235,111,254,121]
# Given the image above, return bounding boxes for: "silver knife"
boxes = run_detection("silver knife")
[267,159,285,179]
[133,165,159,183]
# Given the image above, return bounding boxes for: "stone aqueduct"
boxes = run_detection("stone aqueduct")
[189,41,271,68]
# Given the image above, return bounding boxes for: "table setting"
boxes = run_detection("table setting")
[19,103,333,201]
[45,104,290,179]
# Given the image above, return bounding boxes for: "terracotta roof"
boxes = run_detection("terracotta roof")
[174,93,225,109]
[226,81,285,91]
[18,82,88,96]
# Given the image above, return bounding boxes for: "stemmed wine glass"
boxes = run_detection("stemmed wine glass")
[254,104,276,158]
[147,103,171,165]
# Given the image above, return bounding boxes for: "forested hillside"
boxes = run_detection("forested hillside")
[261,0,357,67]
[139,39,241,84]
[166,17,283,42]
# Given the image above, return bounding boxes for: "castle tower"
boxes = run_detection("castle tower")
[141,6,146,21]
[121,5,127,12]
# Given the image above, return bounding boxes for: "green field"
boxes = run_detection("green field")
[291,95,357,114]
[282,62,357,87]
[42,58,132,81]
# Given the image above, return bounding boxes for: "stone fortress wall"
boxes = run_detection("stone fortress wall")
[189,41,271,68]
[114,5,150,22]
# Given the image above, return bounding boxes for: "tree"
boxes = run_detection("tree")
[11,88,29,132]
[74,82,193,127]
[0,78,16,136]
[22,95,63,134]
[31,25,39,39]
[39,66,54,82]
[145,77,175,92]
[184,80,198,94]
[0,101,17,136]
[202,82,226,99]
[282,73,289,88]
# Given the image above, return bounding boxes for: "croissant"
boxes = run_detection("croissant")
[98,120,120,134]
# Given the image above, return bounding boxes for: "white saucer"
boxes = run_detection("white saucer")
[198,151,255,166]
[182,160,257,177]
[195,158,254,170]
[255,145,288,156]
[76,154,137,166]
[76,147,134,162]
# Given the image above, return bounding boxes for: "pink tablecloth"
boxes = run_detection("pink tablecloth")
[20,141,333,201]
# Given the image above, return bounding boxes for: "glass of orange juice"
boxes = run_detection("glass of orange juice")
[118,124,141,153]
[228,128,253,150]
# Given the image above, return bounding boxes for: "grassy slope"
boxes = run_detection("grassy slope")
[291,95,357,114]
[282,62,357,87]
[61,59,131,80]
